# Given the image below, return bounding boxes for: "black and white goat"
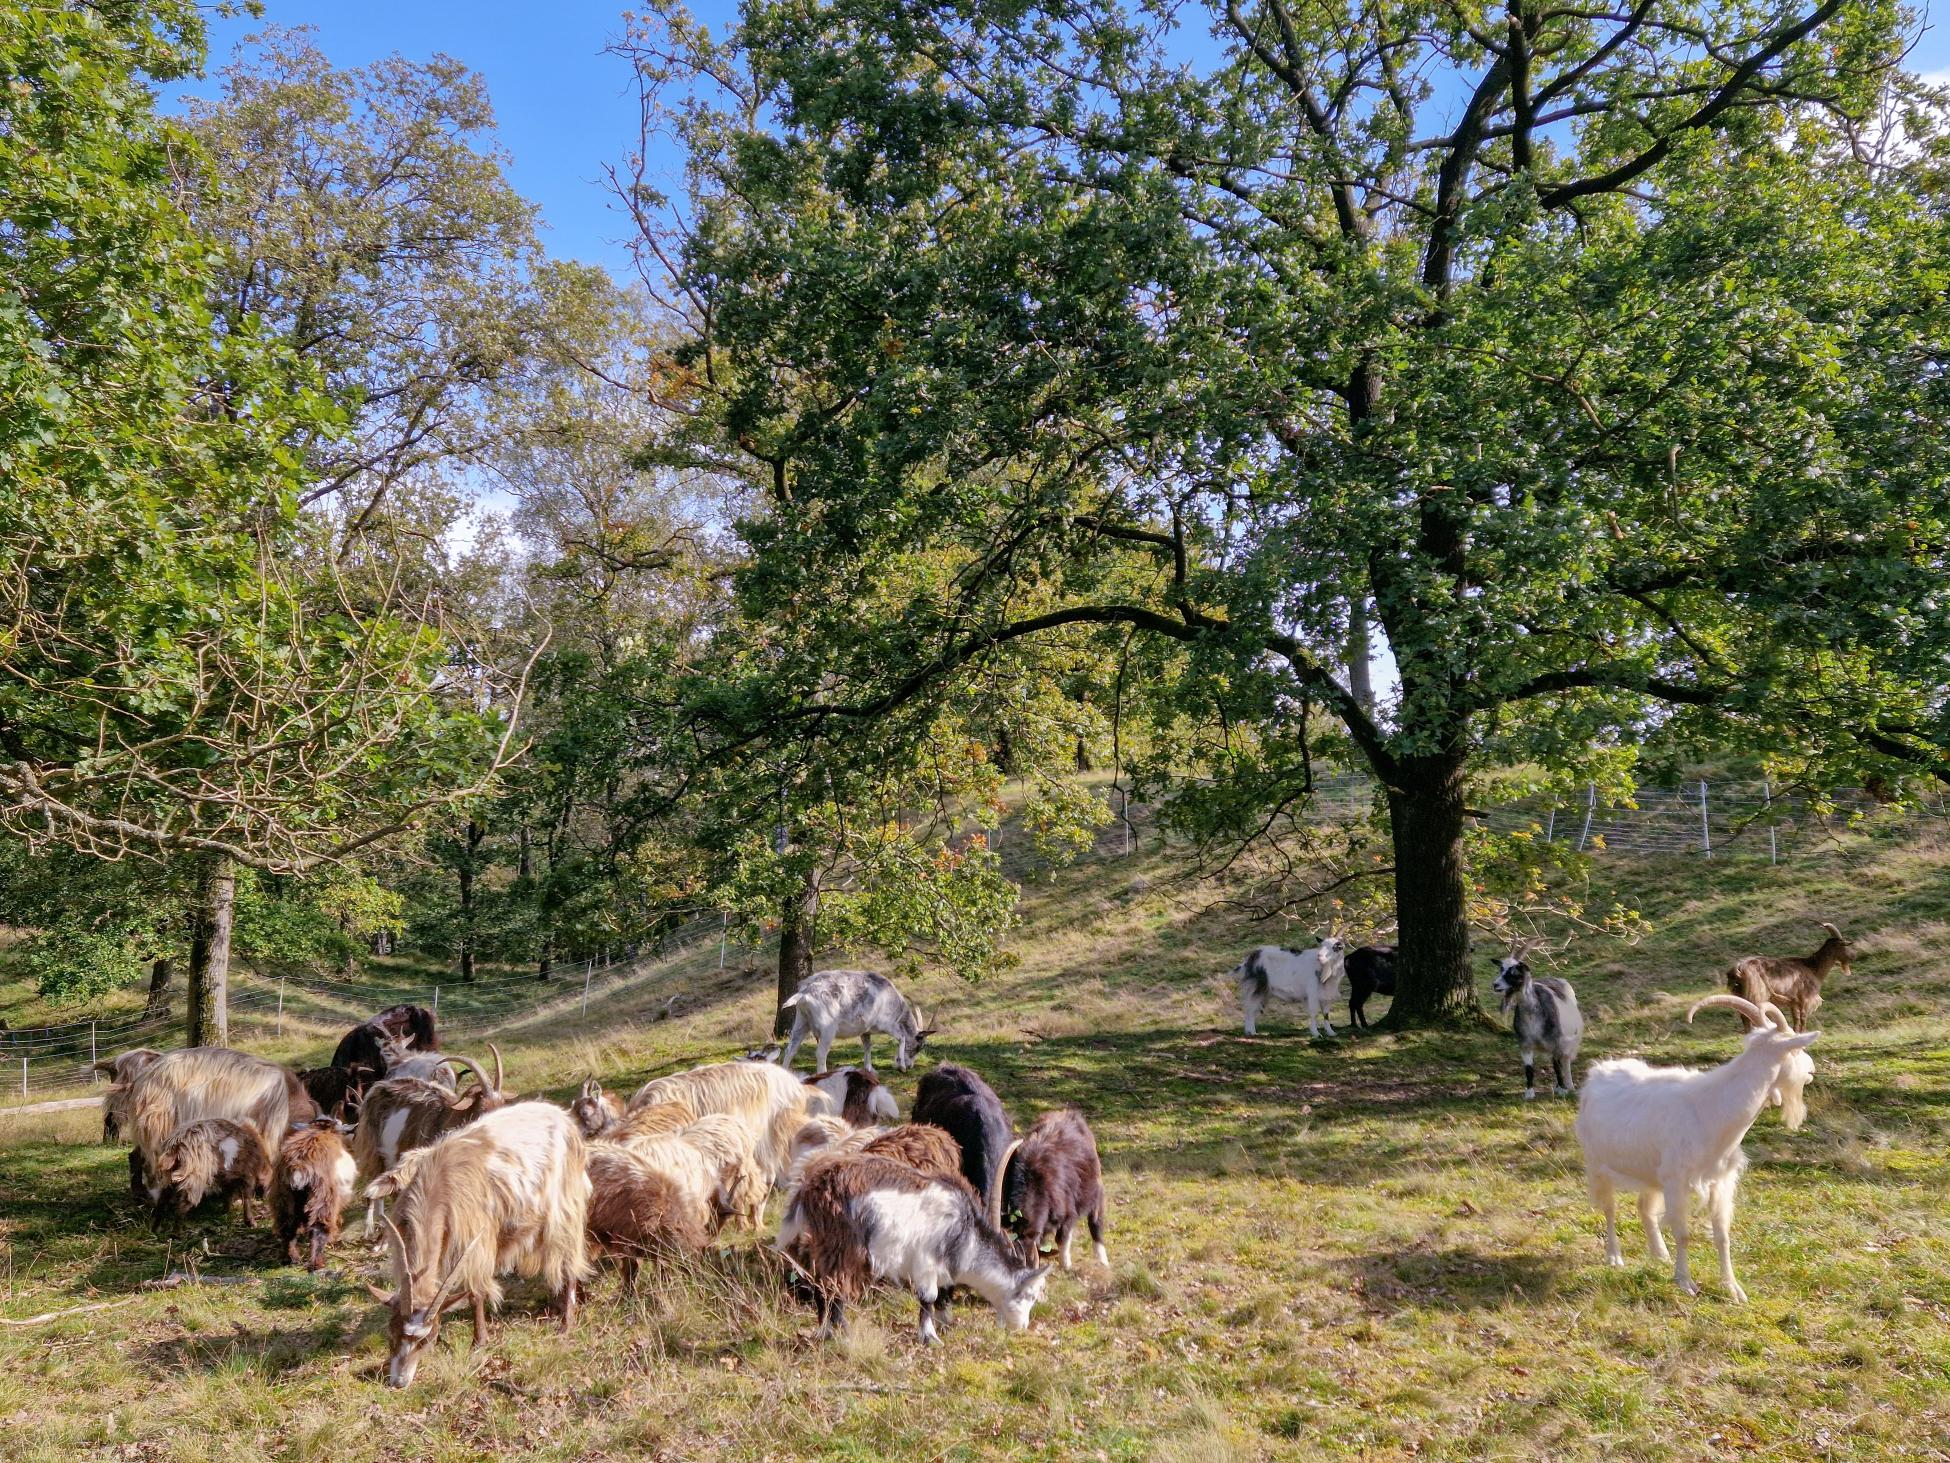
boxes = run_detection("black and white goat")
[778,1152,1051,1344]
[806,1067,899,1126]
[1232,939,1347,1037]
[1491,957,1584,1099]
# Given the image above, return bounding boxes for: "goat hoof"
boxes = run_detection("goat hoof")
[1554,1086,1573,1098]
[1677,1280,1699,1297]
[1523,1090,1537,1101]
[1603,1254,1626,1268]
[1726,1283,1747,1303]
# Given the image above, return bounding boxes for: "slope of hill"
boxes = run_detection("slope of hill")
[4,821,1949,1460]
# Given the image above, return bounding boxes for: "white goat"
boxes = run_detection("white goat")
[1232,939,1347,1037]
[777,969,935,1072]
[1574,992,1818,1302]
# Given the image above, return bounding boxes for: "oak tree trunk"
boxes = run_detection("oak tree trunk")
[1380,759,1479,1026]
[144,957,173,1019]
[773,865,823,1038]
[186,854,235,1047]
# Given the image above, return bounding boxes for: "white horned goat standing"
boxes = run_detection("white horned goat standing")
[776,969,936,1073]
[1574,992,1817,1302]
[1232,939,1347,1037]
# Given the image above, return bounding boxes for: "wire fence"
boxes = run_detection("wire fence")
[4,779,1937,1110]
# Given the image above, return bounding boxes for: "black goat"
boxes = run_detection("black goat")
[912,1062,1015,1211]
[996,1108,1108,1271]
[328,1003,439,1076]
[1345,945,1396,1031]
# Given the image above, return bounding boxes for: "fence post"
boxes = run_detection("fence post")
[719,913,728,971]
[90,1020,97,1075]
[1764,777,1778,865]
[276,975,285,1038]
[1544,805,1557,843]
[1577,784,1597,851]
[581,959,593,1019]
[1699,779,1712,858]
[432,986,439,1019]
[20,1057,26,1101]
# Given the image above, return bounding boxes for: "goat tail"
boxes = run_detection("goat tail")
[779,992,804,1010]
[989,1138,1024,1231]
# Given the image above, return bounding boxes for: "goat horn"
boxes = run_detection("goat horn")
[1758,1000,1795,1032]
[442,1054,488,1097]
[1818,921,1844,940]
[989,1139,1024,1232]
[426,1235,482,1316]
[488,1042,504,1094]
[365,1282,395,1306]
[1687,993,1764,1026]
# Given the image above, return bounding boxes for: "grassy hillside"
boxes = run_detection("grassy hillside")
[4,821,1950,1461]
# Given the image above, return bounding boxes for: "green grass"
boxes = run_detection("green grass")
[6,823,1950,1459]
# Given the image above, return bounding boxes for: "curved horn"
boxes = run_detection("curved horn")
[425,1235,482,1316]
[1818,921,1844,941]
[442,1054,488,1100]
[1687,993,1764,1027]
[580,1077,600,1101]
[488,1043,503,1094]
[989,1138,1024,1232]
[91,1058,120,1076]
[1758,1000,1794,1032]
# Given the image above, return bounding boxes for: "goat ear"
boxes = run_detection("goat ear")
[1786,1030,1820,1049]
[365,1282,394,1305]
[366,1172,404,1201]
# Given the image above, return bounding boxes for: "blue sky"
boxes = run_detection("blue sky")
[172,1,1950,288]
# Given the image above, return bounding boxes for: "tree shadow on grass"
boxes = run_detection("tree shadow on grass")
[136,1311,367,1378]
[1344,1242,1571,1316]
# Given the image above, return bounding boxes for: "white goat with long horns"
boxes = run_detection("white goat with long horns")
[1573,992,1817,1302]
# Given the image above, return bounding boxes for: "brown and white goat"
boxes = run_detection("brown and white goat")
[1726,922,1852,1032]
[629,1060,834,1188]
[366,1101,591,1388]
[354,1047,510,1237]
[569,1076,627,1139]
[784,1119,973,1199]
[614,1114,766,1234]
[778,1153,1050,1344]
[995,1108,1109,1271]
[127,1048,297,1191]
[272,1117,359,1270]
[585,1142,710,1288]
[93,1047,162,1144]
[806,1068,899,1126]
[145,1118,273,1228]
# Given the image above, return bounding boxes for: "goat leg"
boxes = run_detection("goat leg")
[308,1227,328,1272]
[472,1293,490,1347]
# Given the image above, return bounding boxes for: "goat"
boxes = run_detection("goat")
[628,1060,833,1187]
[1344,945,1395,1032]
[92,1047,162,1143]
[995,1108,1108,1271]
[912,1063,1015,1213]
[1574,993,1817,1301]
[127,1047,296,1192]
[366,1101,591,1388]
[807,1067,898,1126]
[379,1037,459,1090]
[777,969,935,1073]
[569,1076,627,1139]
[354,1048,510,1238]
[613,1114,765,1234]
[272,1116,358,1270]
[298,1063,378,1124]
[778,1153,1051,1344]
[330,1003,439,1077]
[585,1142,710,1288]
[1232,938,1348,1037]
[785,1119,974,1201]
[607,1097,698,1147]
[1726,922,1851,1033]
[1491,958,1585,1099]
[144,1118,273,1228]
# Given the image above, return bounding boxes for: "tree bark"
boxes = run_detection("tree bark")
[773,865,823,1038]
[1380,759,1479,1025]
[1347,598,1375,716]
[144,957,173,1019]
[457,819,481,982]
[185,854,235,1047]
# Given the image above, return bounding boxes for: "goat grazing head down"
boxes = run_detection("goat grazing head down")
[372,1217,478,1388]
[1688,993,1819,1130]
[895,1004,935,1072]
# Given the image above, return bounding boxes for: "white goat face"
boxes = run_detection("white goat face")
[998,1265,1051,1331]
[385,1310,439,1388]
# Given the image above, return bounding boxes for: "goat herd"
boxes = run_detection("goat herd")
[88,970,1102,1387]
[76,927,1850,1387]
[1236,923,1850,1302]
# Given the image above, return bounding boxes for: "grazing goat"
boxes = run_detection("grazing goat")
[615,1115,766,1233]
[367,1101,591,1388]
[145,1118,273,1228]
[127,1048,297,1190]
[92,1048,162,1143]
[1726,922,1851,1033]
[330,1003,439,1077]
[778,969,935,1073]
[354,1048,510,1237]
[912,1063,1015,1212]
[778,1153,1051,1343]
[785,1119,974,1201]
[1232,938,1348,1037]
[1492,958,1585,1099]
[1574,993,1817,1302]
[585,1142,709,1288]
[607,1097,698,1147]
[272,1117,358,1270]
[379,1038,459,1090]
[996,1108,1108,1271]
[628,1060,833,1187]
[807,1067,898,1126]
[569,1076,627,1139]
[298,1063,378,1124]
[1344,945,1395,1032]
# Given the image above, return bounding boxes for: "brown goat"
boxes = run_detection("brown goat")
[996,1108,1109,1271]
[272,1118,358,1270]
[144,1118,273,1228]
[569,1077,627,1139]
[1726,922,1851,1031]
[585,1142,710,1288]
[298,1064,377,1124]
[93,1048,162,1144]
[354,1047,511,1238]
[805,1068,899,1126]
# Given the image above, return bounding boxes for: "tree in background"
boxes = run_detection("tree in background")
[623,0,1950,1023]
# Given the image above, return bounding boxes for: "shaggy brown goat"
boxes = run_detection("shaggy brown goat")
[93,1048,162,1143]
[569,1076,627,1138]
[145,1118,273,1228]
[354,1048,511,1237]
[585,1142,710,1288]
[1726,922,1851,1031]
[996,1108,1108,1271]
[272,1117,358,1270]
[299,1064,377,1124]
